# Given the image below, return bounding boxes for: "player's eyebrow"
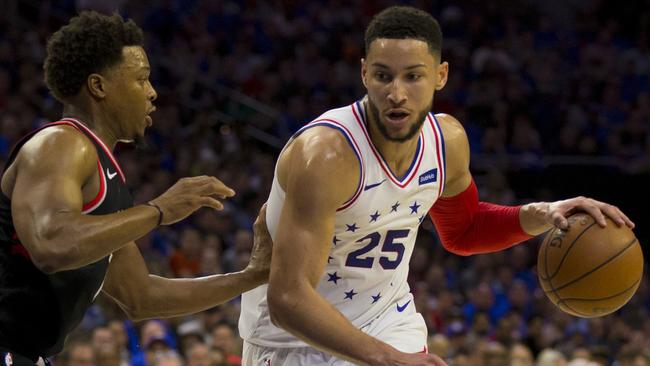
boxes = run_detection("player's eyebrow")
[371,62,427,70]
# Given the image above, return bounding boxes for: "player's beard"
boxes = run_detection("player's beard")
[367,98,431,143]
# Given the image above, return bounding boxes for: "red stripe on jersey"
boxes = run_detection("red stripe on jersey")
[9,232,30,259]
[82,160,106,212]
[428,115,445,197]
[10,243,30,260]
[62,118,126,183]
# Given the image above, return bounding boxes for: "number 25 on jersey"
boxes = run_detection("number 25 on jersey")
[345,229,410,269]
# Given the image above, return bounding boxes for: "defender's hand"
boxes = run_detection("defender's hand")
[149,176,235,225]
[246,203,272,283]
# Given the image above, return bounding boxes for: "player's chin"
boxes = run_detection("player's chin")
[139,117,151,135]
[389,132,413,142]
[128,124,147,144]
[384,122,417,141]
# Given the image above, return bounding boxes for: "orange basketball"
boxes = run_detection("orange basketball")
[537,213,643,318]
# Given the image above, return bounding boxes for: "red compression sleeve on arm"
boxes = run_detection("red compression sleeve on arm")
[429,179,533,256]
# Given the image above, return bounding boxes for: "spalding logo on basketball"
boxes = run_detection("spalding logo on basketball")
[537,213,643,317]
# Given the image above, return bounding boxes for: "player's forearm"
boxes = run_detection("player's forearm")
[26,204,159,273]
[268,285,396,366]
[430,179,532,255]
[128,270,264,321]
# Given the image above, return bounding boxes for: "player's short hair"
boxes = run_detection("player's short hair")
[365,6,442,56]
[44,11,144,101]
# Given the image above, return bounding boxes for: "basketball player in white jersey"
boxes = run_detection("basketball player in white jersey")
[239,6,634,365]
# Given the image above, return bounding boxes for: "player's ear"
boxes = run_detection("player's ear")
[361,58,368,88]
[435,61,449,91]
[87,73,107,99]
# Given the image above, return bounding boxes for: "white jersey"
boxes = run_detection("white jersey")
[239,100,447,347]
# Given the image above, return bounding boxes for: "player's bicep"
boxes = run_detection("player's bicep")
[273,190,338,288]
[12,168,84,218]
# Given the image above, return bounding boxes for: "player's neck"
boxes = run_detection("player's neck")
[62,103,119,150]
[365,106,420,178]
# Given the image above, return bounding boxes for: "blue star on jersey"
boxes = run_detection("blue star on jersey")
[409,201,421,214]
[333,236,341,245]
[369,211,381,222]
[346,223,359,232]
[391,201,400,212]
[327,272,341,285]
[371,293,382,303]
[344,289,357,300]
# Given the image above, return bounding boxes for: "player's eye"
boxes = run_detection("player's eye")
[407,73,421,81]
[375,72,390,82]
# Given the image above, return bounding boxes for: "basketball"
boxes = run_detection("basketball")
[537,213,643,318]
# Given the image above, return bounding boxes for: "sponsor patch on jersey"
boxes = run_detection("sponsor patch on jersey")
[418,168,438,185]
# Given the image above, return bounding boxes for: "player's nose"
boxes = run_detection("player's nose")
[387,79,407,105]
[147,81,158,101]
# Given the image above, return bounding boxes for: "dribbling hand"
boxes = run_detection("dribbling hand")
[149,175,235,225]
[534,197,634,230]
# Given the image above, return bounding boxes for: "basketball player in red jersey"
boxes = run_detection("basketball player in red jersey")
[0,11,271,364]
[240,6,635,366]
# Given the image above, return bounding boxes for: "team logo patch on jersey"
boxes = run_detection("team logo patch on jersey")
[418,168,438,185]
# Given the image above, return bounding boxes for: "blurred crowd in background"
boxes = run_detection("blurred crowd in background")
[0,0,649,365]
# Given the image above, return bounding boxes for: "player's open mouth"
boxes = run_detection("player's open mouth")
[385,110,410,126]
[145,106,156,127]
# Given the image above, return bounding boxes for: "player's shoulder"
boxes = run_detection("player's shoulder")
[279,123,360,206]
[433,113,470,164]
[433,113,466,140]
[31,123,92,145]
[289,103,362,164]
[287,125,359,169]
[18,124,97,169]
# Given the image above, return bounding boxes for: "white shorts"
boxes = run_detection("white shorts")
[242,297,427,366]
